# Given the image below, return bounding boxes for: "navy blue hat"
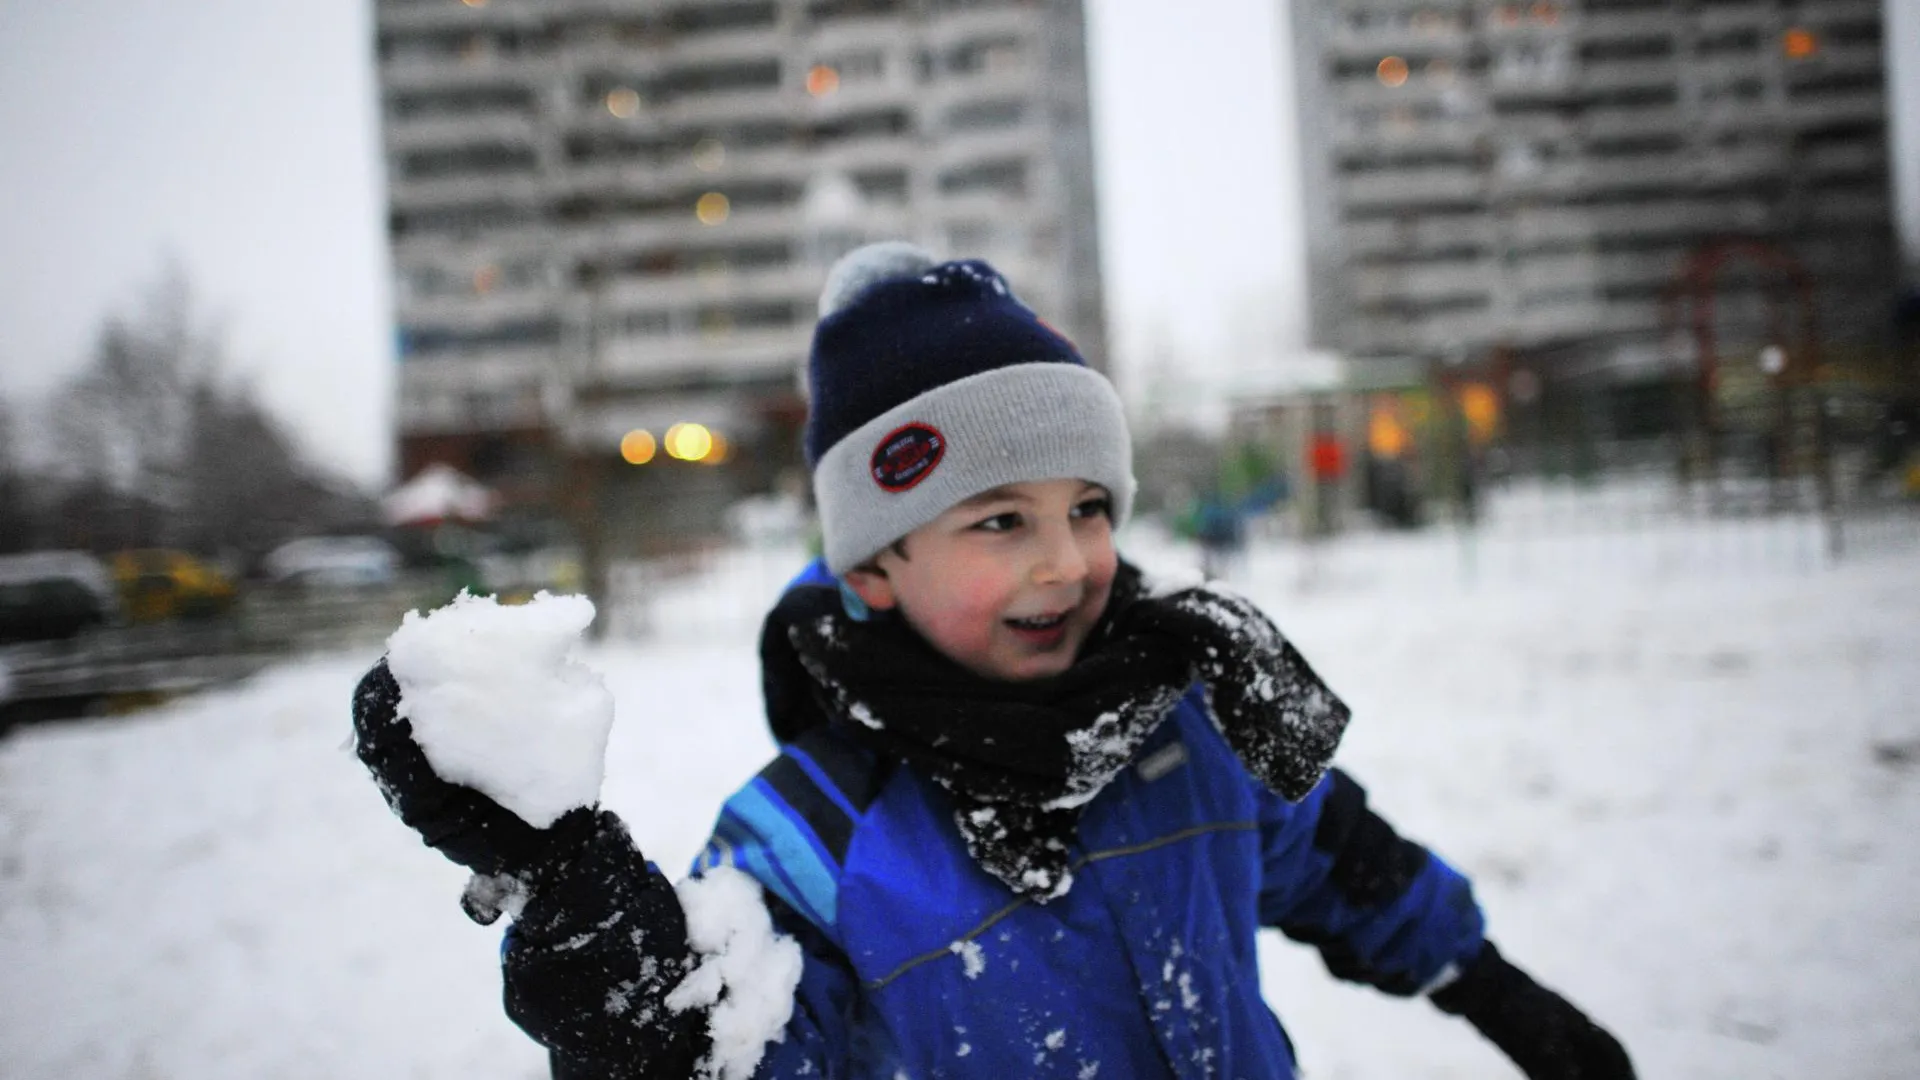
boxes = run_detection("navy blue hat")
[805,242,1135,573]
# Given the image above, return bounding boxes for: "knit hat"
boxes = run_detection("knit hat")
[806,242,1134,574]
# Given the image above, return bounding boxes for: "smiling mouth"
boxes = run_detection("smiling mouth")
[1005,612,1068,631]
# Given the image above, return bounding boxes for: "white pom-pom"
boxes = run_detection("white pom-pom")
[818,241,937,318]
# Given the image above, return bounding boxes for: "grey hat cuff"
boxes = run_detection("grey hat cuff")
[814,364,1136,575]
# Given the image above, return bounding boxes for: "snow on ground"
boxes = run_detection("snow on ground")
[2,519,1918,1078]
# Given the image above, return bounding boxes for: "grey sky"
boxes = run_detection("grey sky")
[0,1,1912,489]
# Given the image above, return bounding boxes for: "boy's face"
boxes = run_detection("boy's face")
[843,478,1118,682]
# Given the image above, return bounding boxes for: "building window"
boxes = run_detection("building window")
[939,158,1027,197]
[946,99,1026,132]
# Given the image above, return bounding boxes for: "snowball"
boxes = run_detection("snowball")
[385,591,612,829]
[667,867,804,1080]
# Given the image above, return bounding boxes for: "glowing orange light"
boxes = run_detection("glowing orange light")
[1458,384,1501,445]
[605,87,641,118]
[472,264,500,294]
[806,65,840,97]
[1496,5,1521,26]
[1368,403,1411,459]
[1377,56,1410,88]
[1530,2,1559,25]
[620,429,657,465]
[1783,27,1818,60]
[461,0,486,7]
[694,192,730,225]
[704,432,731,465]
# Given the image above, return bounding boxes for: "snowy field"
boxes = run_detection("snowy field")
[3,521,1919,1079]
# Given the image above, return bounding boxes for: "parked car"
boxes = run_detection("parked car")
[263,535,401,589]
[111,550,237,622]
[0,551,120,643]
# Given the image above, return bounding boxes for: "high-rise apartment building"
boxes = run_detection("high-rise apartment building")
[374,0,1104,544]
[1290,0,1896,370]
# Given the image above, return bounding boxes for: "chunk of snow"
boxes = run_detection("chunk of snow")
[949,938,986,979]
[384,591,613,828]
[667,867,803,1080]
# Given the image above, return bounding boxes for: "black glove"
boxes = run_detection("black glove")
[1431,941,1635,1080]
[351,658,603,922]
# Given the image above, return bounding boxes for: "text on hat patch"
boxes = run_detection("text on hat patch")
[871,423,945,492]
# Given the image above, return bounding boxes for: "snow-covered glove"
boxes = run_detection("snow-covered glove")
[351,657,606,924]
[1431,942,1635,1080]
[1120,580,1351,801]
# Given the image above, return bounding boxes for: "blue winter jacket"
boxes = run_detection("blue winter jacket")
[507,570,1487,1079]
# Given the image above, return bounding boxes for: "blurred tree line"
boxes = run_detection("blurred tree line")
[0,265,378,564]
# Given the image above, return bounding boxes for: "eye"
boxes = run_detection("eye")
[971,511,1023,533]
[1072,496,1113,521]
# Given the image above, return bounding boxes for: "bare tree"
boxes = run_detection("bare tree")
[34,261,378,559]
[47,261,205,503]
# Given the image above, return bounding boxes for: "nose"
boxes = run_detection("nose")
[1031,519,1089,586]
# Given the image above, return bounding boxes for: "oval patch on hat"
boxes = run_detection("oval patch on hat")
[871,422,945,492]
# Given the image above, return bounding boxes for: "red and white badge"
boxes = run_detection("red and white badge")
[870,423,945,492]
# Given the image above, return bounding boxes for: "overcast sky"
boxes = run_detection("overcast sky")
[0,1,1913,490]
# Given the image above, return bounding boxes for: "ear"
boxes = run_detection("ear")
[842,563,898,611]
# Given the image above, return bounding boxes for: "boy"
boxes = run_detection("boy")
[353,244,1632,1079]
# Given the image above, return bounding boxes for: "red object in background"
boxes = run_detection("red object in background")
[1309,433,1347,481]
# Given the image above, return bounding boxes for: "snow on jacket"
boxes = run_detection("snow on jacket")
[500,584,1487,1079]
[680,687,1485,1080]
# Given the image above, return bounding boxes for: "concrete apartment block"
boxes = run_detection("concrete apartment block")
[373,0,1105,543]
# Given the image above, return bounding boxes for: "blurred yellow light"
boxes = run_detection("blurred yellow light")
[461,0,486,7]
[704,432,731,465]
[692,137,725,172]
[606,87,642,118]
[806,65,840,97]
[473,264,500,294]
[1458,383,1501,445]
[620,429,657,465]
[665,422,715,461]
[695,192,730,225]
[1783,28,1818,59]
[1368,405,1411,459]
[1377,56,1410,88]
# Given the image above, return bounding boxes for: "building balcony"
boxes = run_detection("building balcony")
[1505,206,1595,248]
[380,52,555,93]
[596,326,807,384]
[1346,214,1495,257]
[1581,104,1690,141]
[378,0,549,31]
[1586,196,1776,239]
[1324,24,1472,57]
[383,111,542,153]
[1799,140,1886,179]
[1351,260,1496,306]
[1506,251,1604,293]
[388,172,548,209]
[1577,58,1679,94]
[598,264,818,311]
[1334,116,1487,152]
[1576,11,1678,44]
[568,24,788,68]
[1787,88,1885,129]
[1343,166,1484,209]
[922,6,1039,50]
[397,288,557,328]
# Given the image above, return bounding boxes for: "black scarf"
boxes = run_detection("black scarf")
[758,561,1350,901]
